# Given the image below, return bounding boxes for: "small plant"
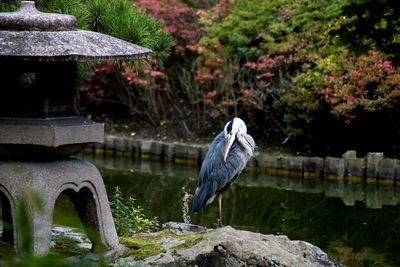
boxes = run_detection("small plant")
[276,153,285,160]
[109,186,159,236]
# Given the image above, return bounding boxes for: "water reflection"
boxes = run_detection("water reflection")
[81,154,400,266]
[84,153,400,209]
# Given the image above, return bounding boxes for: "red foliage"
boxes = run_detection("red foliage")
[194,57,225,88]
[245,54,298,90]
[81,60,168,116]
[246,54,297,72]
[208,0,232,23]
[316,50,400,123]
[134,0,200,54]
[80,62,116,102]
[238,88,259,108]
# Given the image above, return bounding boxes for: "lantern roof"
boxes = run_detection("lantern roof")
[0,1,152,62]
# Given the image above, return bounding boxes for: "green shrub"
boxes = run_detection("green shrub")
[81,0,174,63]
[109,186,159,236]
[332,0,400,63]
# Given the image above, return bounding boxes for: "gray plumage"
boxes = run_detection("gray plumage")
[192,118,255,214]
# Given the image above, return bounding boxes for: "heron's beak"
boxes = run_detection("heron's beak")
[224,133,236,161]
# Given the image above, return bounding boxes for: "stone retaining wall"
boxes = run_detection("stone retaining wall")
[84,135,400,186]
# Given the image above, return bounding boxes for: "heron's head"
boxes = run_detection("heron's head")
[223,117,247,161]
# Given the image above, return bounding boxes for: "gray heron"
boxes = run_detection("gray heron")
[192,117,255,227]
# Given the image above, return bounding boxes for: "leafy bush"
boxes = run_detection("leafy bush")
[332,0,400,63]
[81,60,172,127]
[134,0,200,55]
[82,0,400,155]
[315,50,400,123]
[109,186,159,236]
[5,0,400,155]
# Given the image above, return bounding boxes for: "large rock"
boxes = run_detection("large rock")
[115,222,342,267]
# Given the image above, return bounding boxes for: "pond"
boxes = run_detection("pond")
[75,154,400,266]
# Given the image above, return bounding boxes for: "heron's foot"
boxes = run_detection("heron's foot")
[218,222,223,228]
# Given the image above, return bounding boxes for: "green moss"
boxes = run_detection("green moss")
[157,229,181,239]
[119,230,205,260]
[171,235,203,252]
[50,235,90,256]
[158,229,204,255]
[119,235,165,260]
[158,229,204,241]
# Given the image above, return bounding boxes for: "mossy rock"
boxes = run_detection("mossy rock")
[119,235,166,260]
[50,235,90,257]
[118,229,205,261]
[158,229,204,254]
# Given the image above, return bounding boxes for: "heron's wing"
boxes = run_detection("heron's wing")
[192,131,246,212]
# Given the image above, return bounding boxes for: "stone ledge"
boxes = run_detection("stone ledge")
[85,135,400,186]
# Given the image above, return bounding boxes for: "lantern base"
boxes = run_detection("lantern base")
[0,157,124,255]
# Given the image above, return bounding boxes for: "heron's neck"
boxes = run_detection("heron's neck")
[237,134,254,160]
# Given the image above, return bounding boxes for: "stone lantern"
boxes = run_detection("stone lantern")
[0,2,151,254]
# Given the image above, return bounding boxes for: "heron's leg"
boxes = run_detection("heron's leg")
[218,193,223,228]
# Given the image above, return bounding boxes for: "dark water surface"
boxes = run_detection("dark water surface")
[80,154,400,266]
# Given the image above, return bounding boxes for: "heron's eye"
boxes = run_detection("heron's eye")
[226,119,233,134]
